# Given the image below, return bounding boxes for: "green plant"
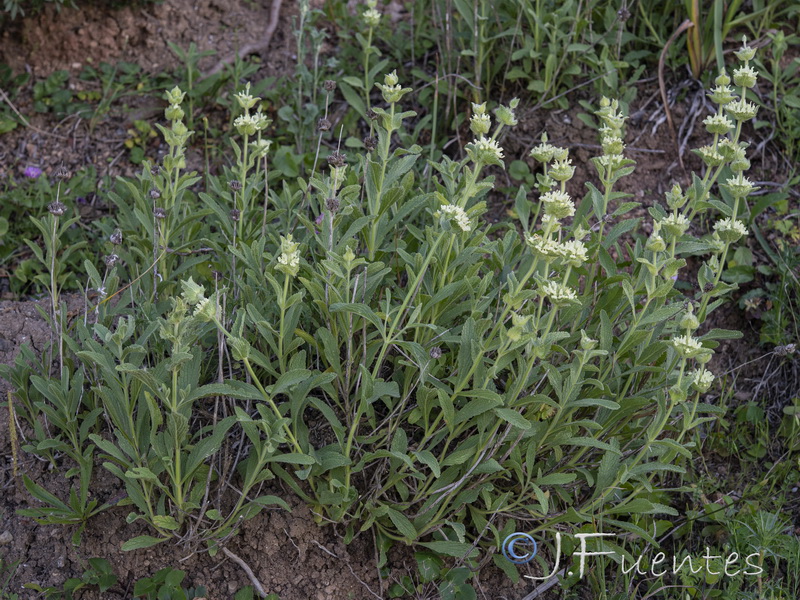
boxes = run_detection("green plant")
[32,70,86,117]
[75,61,166,133]
[1,335,111,547]
[636,0,782,82]
[23,558,117,600]
[167,42,258,135]
[0,63,29,134]
[124,119,158,164]
[1,0,161,19]
[15,370,109,545]
[233,587,280,600]
[131,568,206,600]
[26,166,84,376]
[1,0,70,19]
[168,42,212,132]
[267,0,331,160]
[739,187,799,348]
[5,28,769,599]
[505,0,642,107]
[0,167,99,297]
[752,30,800,163]
[0,557,20,600]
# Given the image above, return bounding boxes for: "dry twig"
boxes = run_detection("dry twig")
[658,19,694,172]
[204,0,284,79]
[222,546,268,598]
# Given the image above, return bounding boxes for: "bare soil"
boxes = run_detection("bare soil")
[0,0,797,598]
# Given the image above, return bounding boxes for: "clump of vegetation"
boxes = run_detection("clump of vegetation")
[4,19,790,594]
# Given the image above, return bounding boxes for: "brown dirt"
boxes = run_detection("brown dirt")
[0,0,297,77]
[0,0,303,183]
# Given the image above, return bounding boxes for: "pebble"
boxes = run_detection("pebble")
[0,531,12,546]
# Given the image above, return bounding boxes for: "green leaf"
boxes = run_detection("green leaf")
[454,392,503,424]
[566,437,622,454]
[183,416,236,482]
[152,515,180,530]
[339,80,366,119]
[271,369,313,396]
[387,508,417,540]
[418,540,479,558]
[602,218,640,249]
[329,302,385,331]
[606,498,677,516]
[253,495,291,511]
[494,408,531,430]
[699,328,743,341]
[267,453,316,465]
[595,439,620,496]
[415,450,441,478]
[535,473,577,486]
[639,304,682,326]
[437,389,455,431]
[121,535,169,551]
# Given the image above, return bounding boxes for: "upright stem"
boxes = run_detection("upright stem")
[261,156,270,240]
[364,27,374,112]
[171,368,184,510]
[368,102,395,260]
[50,213,62,378]
[279,273,290,373]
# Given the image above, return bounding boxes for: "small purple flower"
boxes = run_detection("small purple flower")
[24,166,42,179]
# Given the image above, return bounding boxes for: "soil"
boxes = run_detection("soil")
[0,0,798,598]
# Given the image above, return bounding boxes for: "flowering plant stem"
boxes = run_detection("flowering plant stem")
[211,313,303,455]
[49,213,63,378]
[278,273,290,373]
[342,230,447,498]
[367,102,395,260]
[363,26,374,112]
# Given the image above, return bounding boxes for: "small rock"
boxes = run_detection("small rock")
[0,531,12,546]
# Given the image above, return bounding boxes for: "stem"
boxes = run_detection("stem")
[371,231,446,379]
[171,368,184,510]
[240,133,250,218]
[585,396,676,514]
[243,357,303,454]
[50,212,63,378]
[368,102,395,260]
[364,27,374,112]
[279,273,290,373]
[416,255,541,448]
[211,315,303,454]
[458,161,482,209]
[261,156,270,240]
